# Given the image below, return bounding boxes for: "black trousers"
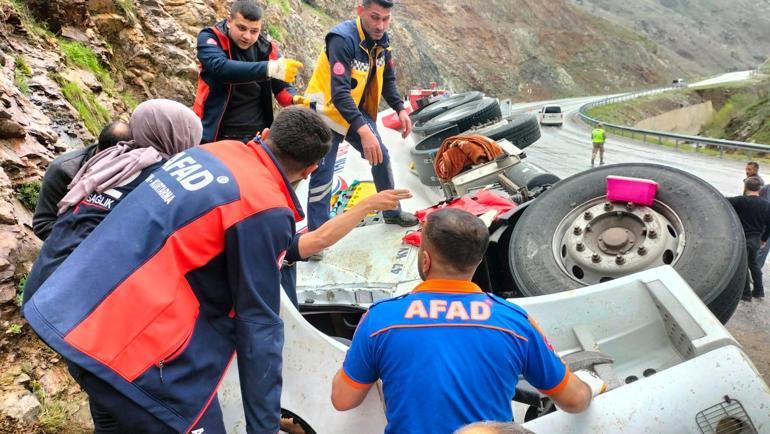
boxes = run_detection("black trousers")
[67,363,225,434]
[745,235,765,298]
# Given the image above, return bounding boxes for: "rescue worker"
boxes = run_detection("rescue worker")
[25,107,410,433]
[303,0,418,231]
[331,208,602,433]
[591,123,606,166]
[727,176,770,301]
[194,0,304,143]
[32,121,131,240]
[22,99,201,307]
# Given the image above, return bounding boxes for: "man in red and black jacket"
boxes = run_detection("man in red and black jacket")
[193,0,305,143]
[24,108,411,433]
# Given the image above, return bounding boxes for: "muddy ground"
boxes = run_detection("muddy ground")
[726,271,770,381]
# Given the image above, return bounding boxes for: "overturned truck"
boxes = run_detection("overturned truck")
[220,93,765,433]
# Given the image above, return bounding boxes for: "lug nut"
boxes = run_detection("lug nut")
[604,201,613,211]
[648,229,657,239]
[576,242,585,252]
[573,226,582,235]
[643,213,653,222]
[626,202,635,210]
[638,246,647,255]
[615,254,625,265]
[592,253,601,263]
[584,211,593,220]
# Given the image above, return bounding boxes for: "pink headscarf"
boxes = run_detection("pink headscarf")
[58,99,202,214]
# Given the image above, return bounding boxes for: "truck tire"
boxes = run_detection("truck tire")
[412,97,501,141]
[508,163,745,324]
[469,114,542,149]
[409,91,483,124]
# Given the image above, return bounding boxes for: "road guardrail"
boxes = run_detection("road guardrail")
[578,81,770,158]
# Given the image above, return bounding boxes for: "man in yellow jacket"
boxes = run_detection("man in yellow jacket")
[591,123,606,166]
[302,0,417,231]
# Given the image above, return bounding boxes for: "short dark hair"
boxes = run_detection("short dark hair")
[362,0,395,8]
[267,107,331,174]
[97,121,131,151]
[230,0,263,21]
[747,161,759,170]
[455,422,535,434]
[745,176,762,192]
[423,208,489,273]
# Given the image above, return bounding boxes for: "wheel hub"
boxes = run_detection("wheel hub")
[553,198,685,285]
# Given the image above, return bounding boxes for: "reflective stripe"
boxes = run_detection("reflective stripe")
[310,181,333,195]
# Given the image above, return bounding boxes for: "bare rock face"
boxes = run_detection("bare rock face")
[0,391,41,424]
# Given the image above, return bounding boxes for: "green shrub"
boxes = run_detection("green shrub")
[15,274,27,307]
[15,181,40,211]
[59,80,112,136]
[58,39,113,88]
[266,23,284,42]
[14,55,32,95]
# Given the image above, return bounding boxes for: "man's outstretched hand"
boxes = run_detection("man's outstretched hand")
[360,189,412,213]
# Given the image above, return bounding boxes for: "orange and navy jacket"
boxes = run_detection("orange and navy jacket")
[342,280,569,434]
[24,140,303,434]
[193,20,296,143]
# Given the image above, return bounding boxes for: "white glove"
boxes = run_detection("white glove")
[268,58,303,83]
[574,370,607,397]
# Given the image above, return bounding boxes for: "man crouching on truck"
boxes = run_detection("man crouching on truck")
[331,208,603,433]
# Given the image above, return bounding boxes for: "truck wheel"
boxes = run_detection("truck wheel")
[412,97,501,141]
[509,163,745,323]
[409,91,483,124]
[469,114,542,149]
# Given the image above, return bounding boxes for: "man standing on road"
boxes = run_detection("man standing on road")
[727,176,770,301]
[25,107,410,433]
[744,161,764,186]
[303,0,418,230]
[591,123,606,166]
[194,0,304,143]
[331,209,601,433]
[32,121,130,240]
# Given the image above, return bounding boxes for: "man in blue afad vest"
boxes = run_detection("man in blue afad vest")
[331,208,603,433]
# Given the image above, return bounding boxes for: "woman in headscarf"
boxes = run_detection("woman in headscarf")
[22,99,202,305]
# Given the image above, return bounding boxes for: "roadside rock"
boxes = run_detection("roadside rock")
[0,391,40,424]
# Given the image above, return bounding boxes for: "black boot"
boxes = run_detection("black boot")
[384,212,419,227]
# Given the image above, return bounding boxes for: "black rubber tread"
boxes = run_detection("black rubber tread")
[509,163,745,324]
[409,91,483,124]
[412,97,502,141]
[469,114,542,149]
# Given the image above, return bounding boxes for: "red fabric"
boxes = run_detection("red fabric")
[402,189,516,247]
[382,106,413,130]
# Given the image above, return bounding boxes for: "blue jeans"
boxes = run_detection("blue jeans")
[758,243,769,271]
[307,114,399,230]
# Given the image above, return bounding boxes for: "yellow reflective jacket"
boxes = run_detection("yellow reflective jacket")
[304,18,391,134]
[592,128,606,143]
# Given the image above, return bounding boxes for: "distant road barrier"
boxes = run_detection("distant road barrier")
[578,80,770,158]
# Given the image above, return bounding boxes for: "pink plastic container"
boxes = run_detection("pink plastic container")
[606,175,659,206]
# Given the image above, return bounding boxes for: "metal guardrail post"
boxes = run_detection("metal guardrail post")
[719,146,723,158]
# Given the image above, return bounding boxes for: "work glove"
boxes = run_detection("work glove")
[292,94,310,106]
[574,369,607,397]
[268,58,303,83]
